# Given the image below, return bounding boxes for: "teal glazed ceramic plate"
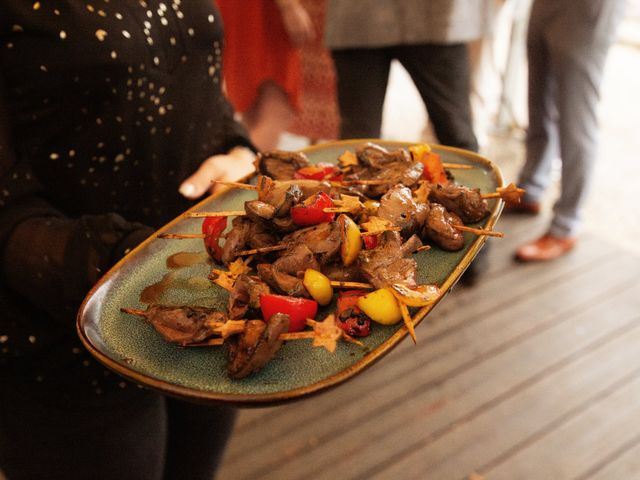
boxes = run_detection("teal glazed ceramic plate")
[77,140,504,406]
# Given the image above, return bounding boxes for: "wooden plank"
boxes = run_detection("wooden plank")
[216,245,639,480]
[579,433,640,480]
[367,301,640,478]
[485,370,640,479]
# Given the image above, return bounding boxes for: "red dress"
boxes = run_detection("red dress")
[287,0,339,141]
[217,0,302,113]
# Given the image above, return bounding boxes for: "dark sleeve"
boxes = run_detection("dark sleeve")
[0,81,154,323]
[217,90,258,155]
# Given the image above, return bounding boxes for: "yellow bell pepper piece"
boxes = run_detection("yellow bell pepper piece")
[357,288,402,325]
[338,214,362,266]
[303,269,334,306]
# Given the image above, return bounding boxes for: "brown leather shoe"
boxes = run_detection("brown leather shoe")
[504,200,541,215]
[515,234,577,262]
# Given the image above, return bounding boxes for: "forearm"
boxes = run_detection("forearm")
[1,212,153,322]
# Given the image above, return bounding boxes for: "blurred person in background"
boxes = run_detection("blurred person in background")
[0,1,255,478]
[512,0,626,261]
[217,0,315,151]
[324,0,497,285]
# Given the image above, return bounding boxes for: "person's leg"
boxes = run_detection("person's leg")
[396,43,478,152]
[243,80,296,151]
[517,1,559,205]
[162,398,237,480]
[547,0,625,238]
[331,48,391,139]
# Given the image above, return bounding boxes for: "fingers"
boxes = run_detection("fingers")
[179,148,256,200]
[179,156,222,200]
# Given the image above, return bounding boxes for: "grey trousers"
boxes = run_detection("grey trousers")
[519,0,626,237]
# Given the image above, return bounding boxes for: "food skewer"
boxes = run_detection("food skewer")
[186,210,246,218]
[454,225,504,238]
[234,244,291,256]
[480,183,525,205]
[442,163,474,170]
[399,303,417,344]
[157,232,207,239]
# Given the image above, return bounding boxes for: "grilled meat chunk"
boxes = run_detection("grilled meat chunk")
[422,203,465,251]
[228,274,271,320]
[429,184,490,224]
[281,221,342,266]
[347,143,424,197]
[255,150,310,180]
[377,184,429,237]
[221,217,280,264]
[257,244,320,296]
[358,231,422,289]
[137,305,225,346]
[225,313,290,379]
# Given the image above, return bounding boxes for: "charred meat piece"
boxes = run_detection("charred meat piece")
[228,274,271,320]
[244,200,276,224]
[225,313,290,379]
[221,217,280,264]
[135,305,225,346]
[258,243,320,296]
[422,203,465,251]
[322,262,368,283]
[347,144,424,197]
[358,231,422,289]
[355,142,411,168]
[377,184,429,237]
[281,221,342,266]
[255,151,310,180]
[258,176,330,209]
[429,184,490,224]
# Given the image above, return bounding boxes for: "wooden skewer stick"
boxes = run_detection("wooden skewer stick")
[454,225,504,238]
[416,245,432,252]
[234,244,290,256]
[442,163,474,170]
[186,210,246,218]
[323,207,357,213]
[399,302,417,344]
[186,330,317,347]
[329,281,373,289]
[332,179,392,186]
[212,180,258,191]
[120,307,147,317]
[157,232,206,239]
[360,227,403,236]
[480,183,526,200]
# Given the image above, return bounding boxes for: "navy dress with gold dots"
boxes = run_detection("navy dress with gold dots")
[0,2,249,478]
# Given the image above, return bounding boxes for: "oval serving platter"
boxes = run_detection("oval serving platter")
[77,139,504,407]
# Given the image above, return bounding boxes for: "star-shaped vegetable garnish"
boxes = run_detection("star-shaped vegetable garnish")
[497,183,526,206]
[338,150,358,167]
[209,257,252,291]
[360,216,402,236]
[212,319,246,339]
[307,315,343,352]
[412,180,431,204]
[328,194,364,214]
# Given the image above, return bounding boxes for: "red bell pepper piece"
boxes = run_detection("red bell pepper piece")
[293,163,341,181]
[259,294,318,332]
[290,191,336,226]
[421,152,449,185]
[362,234,378,250]
[336,290,371,337]
[201,216,227,262]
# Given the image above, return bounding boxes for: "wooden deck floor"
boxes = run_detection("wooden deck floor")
[217,210,640,480]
